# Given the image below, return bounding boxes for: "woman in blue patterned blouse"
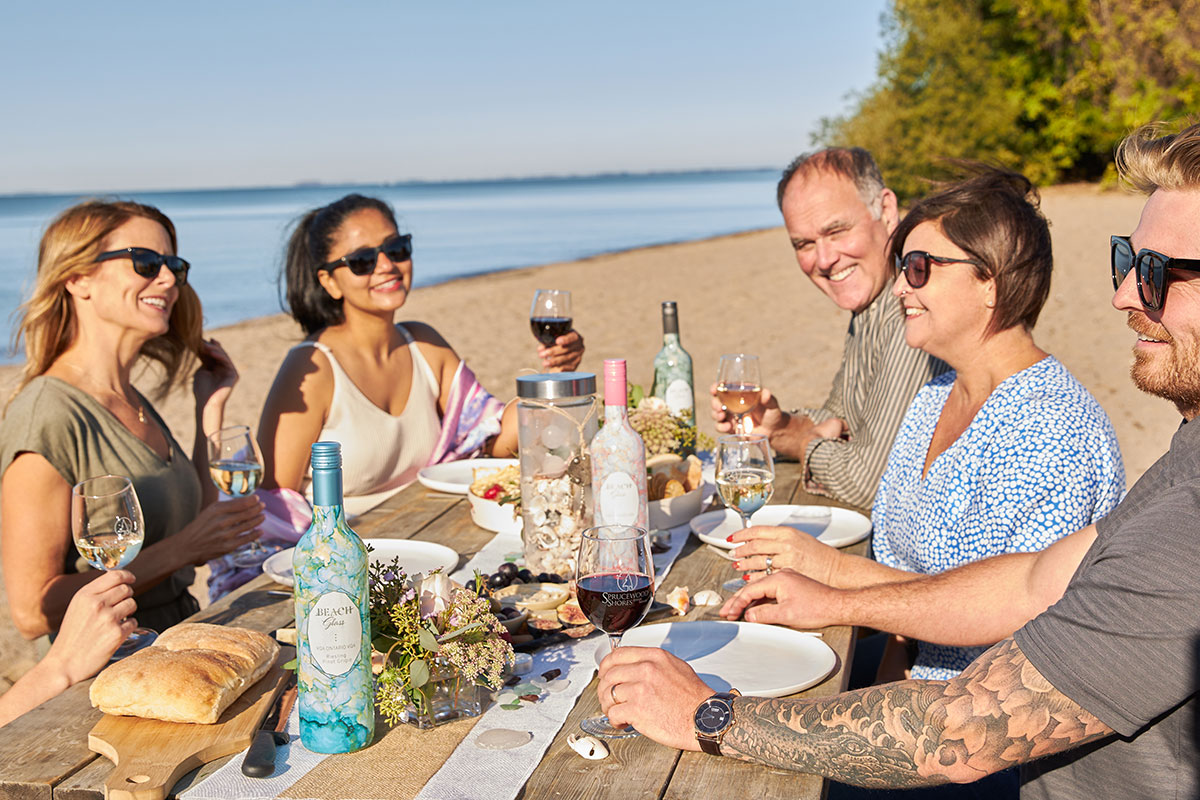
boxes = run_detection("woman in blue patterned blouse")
[726,168,1125,683]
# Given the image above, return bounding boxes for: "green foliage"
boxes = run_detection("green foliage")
[819,0,1200,200]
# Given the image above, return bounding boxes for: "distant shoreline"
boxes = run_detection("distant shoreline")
[0,166,779,202]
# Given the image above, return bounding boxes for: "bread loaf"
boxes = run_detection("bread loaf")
[89,623,279,724]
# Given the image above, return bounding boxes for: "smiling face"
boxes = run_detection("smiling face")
[73,216,180,339]
[780,170,898,313]
[317,207,412,315]
[892,221,995,364]
[1112,189,1200,417]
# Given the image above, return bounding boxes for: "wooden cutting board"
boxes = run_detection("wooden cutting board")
[88,653,290,800]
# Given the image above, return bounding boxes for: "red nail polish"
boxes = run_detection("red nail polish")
[742,573,750,581]
[725,534,734,542]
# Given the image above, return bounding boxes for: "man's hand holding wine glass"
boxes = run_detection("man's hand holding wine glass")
[596,645,713,752]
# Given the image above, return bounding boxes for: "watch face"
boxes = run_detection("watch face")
[696,698,733,735]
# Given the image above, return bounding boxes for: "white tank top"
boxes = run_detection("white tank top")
[296,324,441,518]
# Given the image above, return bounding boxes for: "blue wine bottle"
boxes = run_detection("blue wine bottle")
[294,441,374,753]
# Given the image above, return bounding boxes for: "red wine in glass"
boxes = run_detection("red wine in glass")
[577,572,654,632]
[575,524,654,739]
[530,316,573,346]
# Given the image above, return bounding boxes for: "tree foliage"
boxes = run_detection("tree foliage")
[819,0,1200,200]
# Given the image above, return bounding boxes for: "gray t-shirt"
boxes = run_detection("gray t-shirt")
[1014,418,1200,799]
[0,376,202,632]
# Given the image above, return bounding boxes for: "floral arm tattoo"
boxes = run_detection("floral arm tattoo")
[720,639,1114,788]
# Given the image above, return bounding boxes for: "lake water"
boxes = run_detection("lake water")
[0,169,781,363]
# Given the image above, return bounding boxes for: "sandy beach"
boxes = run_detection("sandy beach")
[0,183,1174,683]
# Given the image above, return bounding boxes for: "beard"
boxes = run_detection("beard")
[1128,312,1200,415]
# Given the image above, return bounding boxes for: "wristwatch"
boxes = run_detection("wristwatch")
[694,689,741,755]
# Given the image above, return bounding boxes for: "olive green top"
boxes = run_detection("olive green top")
[0,376,202,632]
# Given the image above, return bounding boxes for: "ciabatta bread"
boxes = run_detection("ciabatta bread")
[89,623,279,724]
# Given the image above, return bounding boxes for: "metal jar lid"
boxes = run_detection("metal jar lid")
[516,371,596,399]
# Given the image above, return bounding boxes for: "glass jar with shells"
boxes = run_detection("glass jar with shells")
[515,372,599,579]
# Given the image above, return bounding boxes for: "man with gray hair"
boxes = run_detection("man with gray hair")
[608,121,1200,797]
[712,148,945,509]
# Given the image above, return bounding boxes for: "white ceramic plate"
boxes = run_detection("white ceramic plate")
[263,539,460,588]
[690,505,871,550]
[416,458,519,495]
[595,620,836,697]
[467,491,523,534]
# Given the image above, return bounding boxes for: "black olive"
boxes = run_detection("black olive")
[536,572,555,583]
[464,579,477,594]
[497,562,518,578]
[509,577,526,586]
[487,572,510,590]
[517,569,534,583]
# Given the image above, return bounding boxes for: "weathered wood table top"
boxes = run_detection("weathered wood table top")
[0,461,868,799]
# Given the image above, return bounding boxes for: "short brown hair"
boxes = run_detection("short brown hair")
[777,147,886,216]
[888,167,1052,336]
[10,200,202,403]
[1116,119,1200,195]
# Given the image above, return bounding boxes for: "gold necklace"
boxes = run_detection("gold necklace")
[60,363,146,423]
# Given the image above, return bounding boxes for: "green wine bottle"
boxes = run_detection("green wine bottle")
[294,441,374,753]
[652,301,695,427]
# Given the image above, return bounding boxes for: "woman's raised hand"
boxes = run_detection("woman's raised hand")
[173,494,265,565]
[539,329,585,372]
[193,339,239,411]
[726,524,840,583]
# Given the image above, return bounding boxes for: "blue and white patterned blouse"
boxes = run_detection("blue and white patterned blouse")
[871,356,1125,680]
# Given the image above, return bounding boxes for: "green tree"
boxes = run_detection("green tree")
[820,0,1200,200]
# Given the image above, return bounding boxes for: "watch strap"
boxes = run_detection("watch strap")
[695,689,741,756]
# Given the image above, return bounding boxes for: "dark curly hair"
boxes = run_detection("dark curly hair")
[283,194,400,335]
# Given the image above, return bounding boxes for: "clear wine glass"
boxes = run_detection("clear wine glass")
[207,425,269,568]
[530,289,573,348]
[715,434,775,592]
[716,354,762,435]
[576,524,654,739]
[71,475,156,658]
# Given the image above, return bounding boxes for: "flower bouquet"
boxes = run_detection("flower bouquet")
[625,384,712,458]
[370,559,514,729]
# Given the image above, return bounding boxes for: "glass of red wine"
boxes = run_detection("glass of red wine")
[576,524,655,739]
[530,289,573,349]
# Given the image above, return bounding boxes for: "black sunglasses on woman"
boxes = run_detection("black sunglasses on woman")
[321,234,413,276]
[1111,235,1200,311]
[96,247,190,286]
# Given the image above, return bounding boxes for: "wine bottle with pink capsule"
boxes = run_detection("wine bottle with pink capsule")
[590,359,649,529]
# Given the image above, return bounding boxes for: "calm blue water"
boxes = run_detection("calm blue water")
[0,170,780,363]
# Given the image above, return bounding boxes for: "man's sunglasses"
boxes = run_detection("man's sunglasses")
[896,250,983,289]
[96,247,190,286]
[1111,235,1200,311]
[321,234,413,276]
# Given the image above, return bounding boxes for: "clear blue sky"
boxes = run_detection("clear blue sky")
[0,1,889,194]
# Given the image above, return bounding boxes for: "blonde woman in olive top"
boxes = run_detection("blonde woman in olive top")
[0,200,264,641]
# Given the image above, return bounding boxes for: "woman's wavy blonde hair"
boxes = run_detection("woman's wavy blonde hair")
[9,199,203,404]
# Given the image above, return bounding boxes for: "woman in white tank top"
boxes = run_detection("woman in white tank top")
[257,194,584,517]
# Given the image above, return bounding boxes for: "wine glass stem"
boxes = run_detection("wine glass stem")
[608,633,623,651]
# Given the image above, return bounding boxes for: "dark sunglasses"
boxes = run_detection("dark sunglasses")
[896,250,983,289]
[96,247,190,286]
[1111,235,1200,311]
[321,234,413,276]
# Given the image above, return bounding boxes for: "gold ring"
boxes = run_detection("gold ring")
[610,684,619,704]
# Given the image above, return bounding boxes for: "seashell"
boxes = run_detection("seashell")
[476,728,534,750]
[567,733,609,760]
[694,589,723,606]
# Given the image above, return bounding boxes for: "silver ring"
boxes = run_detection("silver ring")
[610,684,619,704]
[765,555,774,574]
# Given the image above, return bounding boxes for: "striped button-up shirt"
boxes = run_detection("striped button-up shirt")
[800,278,948,510]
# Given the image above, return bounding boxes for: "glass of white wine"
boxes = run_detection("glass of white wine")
[207,425,269,568]
[71,475,156,657]
[716,354,761,435]
[715,433,774,591]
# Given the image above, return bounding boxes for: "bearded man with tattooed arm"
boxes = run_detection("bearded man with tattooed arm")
[597,121,1200,798]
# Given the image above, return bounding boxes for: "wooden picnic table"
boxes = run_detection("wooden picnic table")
[0,460,868,800]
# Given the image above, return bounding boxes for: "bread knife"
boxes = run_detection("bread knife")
[242,671,296,778]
